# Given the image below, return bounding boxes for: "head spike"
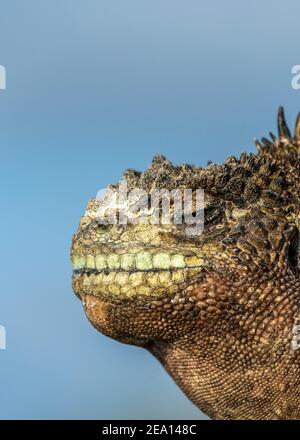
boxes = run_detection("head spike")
[269,132,276,143]
[295,112,300,138]
[277,106,291,138]
[254,138,263,152]
[261,137,272,147]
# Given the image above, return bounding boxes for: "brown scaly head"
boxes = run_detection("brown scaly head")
[71,108,300,419]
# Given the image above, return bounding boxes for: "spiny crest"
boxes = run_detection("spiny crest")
[121,108,300,210]
[255,107,300,156]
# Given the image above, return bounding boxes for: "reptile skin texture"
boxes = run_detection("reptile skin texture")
[71,108,300,420]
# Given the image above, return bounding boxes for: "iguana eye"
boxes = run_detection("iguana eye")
[204,206,222,225]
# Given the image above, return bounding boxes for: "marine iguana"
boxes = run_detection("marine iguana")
[71,108,300,420]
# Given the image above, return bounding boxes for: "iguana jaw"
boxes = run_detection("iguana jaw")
[70,241,213,346]
[70,234,222,348]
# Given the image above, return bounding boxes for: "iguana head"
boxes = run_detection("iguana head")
[71,108,300,419]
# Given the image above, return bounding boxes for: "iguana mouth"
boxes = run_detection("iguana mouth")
[71,250,206,297]
[73,267,203,274]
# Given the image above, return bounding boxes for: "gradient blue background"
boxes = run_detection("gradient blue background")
[1,0,300,419]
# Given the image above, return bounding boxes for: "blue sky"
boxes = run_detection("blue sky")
[1,0,300,419]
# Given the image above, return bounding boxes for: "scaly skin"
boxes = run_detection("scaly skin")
[71,108,300,419]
